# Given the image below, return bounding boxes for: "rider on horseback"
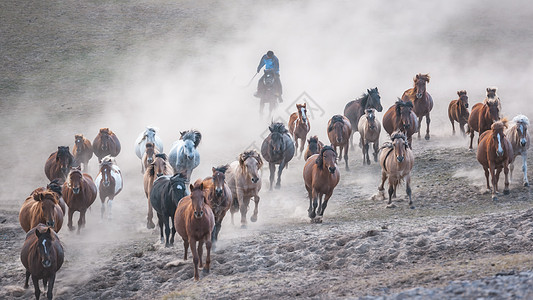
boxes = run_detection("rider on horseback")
[254,50,283,103]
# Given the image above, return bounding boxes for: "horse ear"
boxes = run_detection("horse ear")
[35,229,41,238]
[212,167,216,173]
[33,193,42,202]
[199,182,204,190]
[46,227,51,235]
[189,184,194,191]
[415,74,420,80]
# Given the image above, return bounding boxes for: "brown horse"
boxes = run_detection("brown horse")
[288,103,310,159]
[226,150,263,228]
[467,99,500,150]
[143,153,173,229]
[401,73,434,140]
[31,179,67,215]
[141,142,158,174]
[303,146,340,223]
[477,120,513,200]
[448,90,470,136]
[377,132,415,208]
[202,165,232,244]
[73,134,93,172]
[94,156,123,220]
[174,179,215,281]
[506,115,530,186]
[382,99,418,148]
[19,191,63,233]
[304,135,324,161]
[20,224,64,300]
[344,87,383,148]
[44,146,75,182]
[358,108,381,165]
[483,87,501,114]
[92,128,121,162]
[62,167,97,233]
[327,115,352,171]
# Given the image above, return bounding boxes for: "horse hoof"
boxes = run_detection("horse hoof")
[386,204,397,209]
[524,182,529,187]
[240,224,247,229]
[503,189,510,195]
[425,135,430,140]
[410,205,415,209]
[250,215,257,222]
[202,268,210,274]
[492,195,498,201]
[308,211,316,219]
[275,184,281,190]
[314,217,323,224]
[147,222,155,229]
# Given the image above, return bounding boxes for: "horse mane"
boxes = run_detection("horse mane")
[395,98,413,116]
[99,128,113,135]
[213,164,229,174]
[391,131,409,148]
[33,190,59,205]
[315,145,335,169]
[239,150,263,169]
[414,73,430,86]
[180,130,202,148]
[457,90,467,96]
[269,122,288,134]
[328,115,345,132]
[491,118,509,131]
[308,135,319,144]
[512,114,529,125]
[155,153,168,160]
[100,155,116,166]
[47,179,63,197]
[75,134,83,139]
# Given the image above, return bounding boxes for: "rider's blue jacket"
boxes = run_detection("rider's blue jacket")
[257,55,279,74]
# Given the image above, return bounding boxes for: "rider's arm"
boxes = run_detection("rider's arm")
[257,55,266,73]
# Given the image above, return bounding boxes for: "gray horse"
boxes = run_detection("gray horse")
[168,130,201,184]
[261,122,295,190]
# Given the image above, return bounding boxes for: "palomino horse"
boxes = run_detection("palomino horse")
[401,73,434,140]
[261,122,295,190]
[304,135,324,161]
[288,103,311,159]
[327,115,352,170]
[20,224,64,300]
[344,87,383,148]
[448,90,470,136]
[202,165,232,244]
[31,179,67,215]
[377,132,415,208]
[94,156,123,220]
[73,134,93,172]
[303,146,340,223]
[92,128,121,162]
[62,167,97,233]
[477,120,513,200]
[506,115,530,186]
[143,153,173,229]
[358,108,381,165]
[174,179,215,281]
[150,172,188,247]
[19,190,63,233]
[44,146,74,181]
[169,130,201,185]
[226,150,263,227]
[382,99,418,148]
[467,99,500,150]
[134,126,164,159]
[141,142,159,174]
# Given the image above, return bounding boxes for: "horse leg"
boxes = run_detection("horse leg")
[157,213,164,244]
[182,237,189,260]
[269,163,276,191]
[294,138,299,158]
[24,270,30,288]
[31,275,40,300]
[373,141,379,163]
[450,119,456,135]
[307,187,314,218]
[46,273,56,300]
[163,217,171,247]
[170,216,176,245]
[240,196,249,228]
[489,163,498,200]
[77,210,85,234]
[365,143,370,165]
[147,200,155,229]
[504,161,511,195]
[406,174,414,209]
[251,195,260,222]
[417,116,422,139]
[190,238,200,281]
[310,190,319,220]
[523,154,529,186]
[205,238,212,274]
[386,182,395,208]
[276,161,285,189]
[425,114,431,140]
[197,240,204,269]
[68,208,75,231]
[509,160,514,182]
[319,193,333,219]
[43,277,47,289]
[344,144,350,171]
[337,145,342,161]
[100,196,106,220]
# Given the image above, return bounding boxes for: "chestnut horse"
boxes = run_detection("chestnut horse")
[19,190,63,233]
[303,146,340,223]
[344,87,383,148]
[477,120,513,200]
[31,179,67,215]
[202,165,232,244]
[44,146,74,181]
[174,179,215,281]
[226,150,263,228]
[288,103,310,159]
[382,99,418,148]
[377,132,415,208]
[401,73,434,140]
[62,167,97,233]
[143,153,173,229]
[304,136,324,161]
[327,115,352,171]
[261,122,295,190]
[358,108,381,165]
[92,128,121,162]
[73,134,93,172]
[506,115,530,186]
[94,156,123,220]
[483,87,501,114]
[141,142,159,174]
[467,99,500,150]
[20,224,64,300]
[448,90,470,136]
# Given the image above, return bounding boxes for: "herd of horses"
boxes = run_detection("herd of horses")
[16,73,532,298]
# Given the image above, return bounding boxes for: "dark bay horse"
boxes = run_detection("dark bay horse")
[261,122,295,190]
[358,108,381,165]
[506,115,530,186]
[304,135,324,161]
[382,99,418,148]
[477,120,513,200]
[150,172,188,247]
[94,156,123,220]
[92,128,121,162]
[169,130,201,185]
[20,224,64,300]
[143,153,173,229]
[401,74,434,140]
[288,103,310,158]
[327,115,352,170]
[226,150,263,227]
[202,165,232,245]
[44,146,74,182]
[448,90,470,136]
[303,146,340,223]
[174,179,215,281]
[467,99,500,150]
[62,167,97,233]
[19,190,63,233]
[344,87,383,148]
[73,134,93,172]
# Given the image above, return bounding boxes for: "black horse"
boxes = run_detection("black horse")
[149,173,188,247]
[343,87,383,148]
[261,122,295,190]
[258,70,281,119]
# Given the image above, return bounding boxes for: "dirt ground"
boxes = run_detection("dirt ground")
[1,1,533,299]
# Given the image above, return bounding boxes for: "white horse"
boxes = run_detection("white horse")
[134,126,164,159]
[94,155,123,220]
[168,130,201,184]
[506,115,530,186]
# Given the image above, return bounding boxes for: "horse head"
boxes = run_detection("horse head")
[486,100,500,122]
[268,123,288,155]
[296,103,308,124]
[367,87,383,112]
[67,166,83,194]
[365,109,377,130]
[395,100,414,132]
[190,179,207,219]
[145,142,156,164]
[145,127,157,143]
[152,153,170,177]
[56,146,73,178]
[34,191,59,228]
[263,70,275,88]
[413,74,430,99]
[512,115,530,147]
[35,227,54,268]
[486,87,498,100]
[98,128,112,151]
[316,145,337,174]
[99,160,114,188]
[239,150,263,184]
[457,90,469,109]
[391,132,409,162]
[328,115,346,144]
[212,165,229,197]
[74,134,85,154]
[491,119,508,157]
[308,136,320,153]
